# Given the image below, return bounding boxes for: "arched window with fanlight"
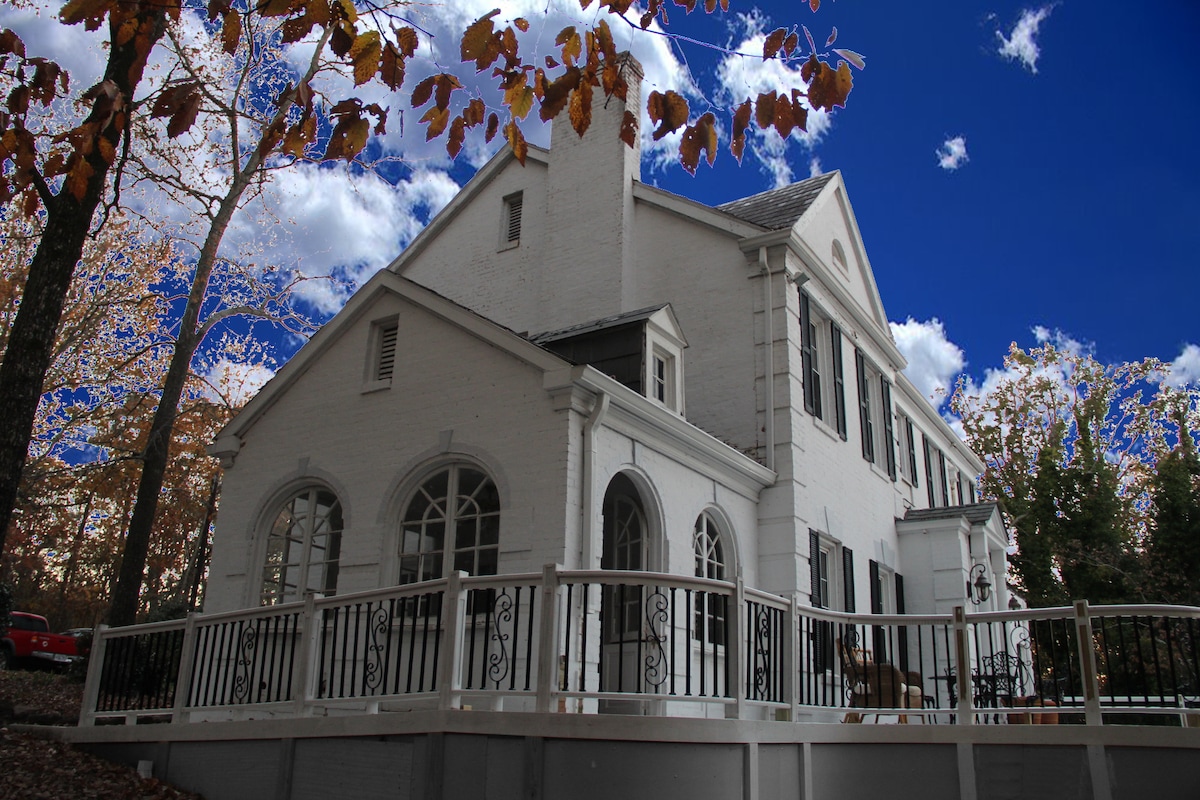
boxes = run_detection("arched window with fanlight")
[399,464,500,585]
[694,512,727,646]
[260,487,343,606]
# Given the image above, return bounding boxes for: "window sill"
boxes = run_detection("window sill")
[361,379,392,394]
[497,239,519,252]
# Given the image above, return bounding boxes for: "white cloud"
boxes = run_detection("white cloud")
[891,318,966,410]
[808,156,823,178]
[202,358,276,406]
[714,12,836,188]
[936,136,969,170]
[1165,344,1200,388]
[996,6,1053,74]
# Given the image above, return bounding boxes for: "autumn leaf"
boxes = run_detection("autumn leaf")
[809,0,819,11]
[485,112,499,142]
[64,155,93,201]
[679,112,717,174]
[150,82,202,138]
[784,32,799,57]
[762,28,786,60]
[379,42,405,90]
[556,26,581,66]
[325,115,369,160]
[420,105,451,140]
[514,17,529,32]
[447,115,466,158]
[394,26,418,57]
[806,59,853,111]
[506,82,534,120]
[568,80,593,136]
[826,27,837,47]
[281,114,316,158]
[349,30,381,86]
[619,109,638,148]
[646,89,688,141]
[730,99,751,163]
[59,0,113,27]
[222,9,241,53]
[754,91,776,130]
[505,118,526,165]
[832,48,866,70]
[773,93,795,138]
[538,67,578,122]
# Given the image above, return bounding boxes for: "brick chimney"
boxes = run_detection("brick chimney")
[538,54,643,329]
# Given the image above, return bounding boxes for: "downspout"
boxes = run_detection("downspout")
[580,391,610,570]
[759,247,775,471]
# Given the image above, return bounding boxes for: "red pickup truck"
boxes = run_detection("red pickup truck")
[1,612,83,670]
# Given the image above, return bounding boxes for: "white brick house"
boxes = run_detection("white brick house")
[204,61,1008,652]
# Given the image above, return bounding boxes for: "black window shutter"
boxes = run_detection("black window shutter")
[968,480,977,504]
[939,450,950,507]
[856,349,873,462]
[956,472,964,506]
[895,574,908,671]
[895,574,906,613]
[800,291,817,415]
[906,417,918,487]
[831,323,847,440]
[868,559,882,614]
[881,377,897,481]
[923,435,936,507]
[809,530,823,607]
[842,547,855,612]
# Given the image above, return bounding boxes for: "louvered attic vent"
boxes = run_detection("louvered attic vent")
[505,193,522,244]
[376,322,399,382]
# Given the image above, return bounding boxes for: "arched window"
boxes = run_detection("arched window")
[260,487,343,606]
[694,512,727,645]
[831,239,848,272]
[399,464,500,584]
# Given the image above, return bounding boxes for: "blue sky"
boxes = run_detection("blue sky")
[5,0,1197,411]
[638,1,1200,398]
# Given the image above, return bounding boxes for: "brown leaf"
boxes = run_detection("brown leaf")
[679,112,716,174]
[646,89,688,141]
[513,17,529,32]
[619,109,638,147]
[556,26,581,66]
[784,32,799,57]
[462,97,486,127]
[568,79,592,136]
[257,0,292,17]
[65,155,93,200]
[6,85,29,115]
[222,9,242,53]
[505,118,527,164]
[704,0,716,12]
[595,19,616,62]
[326,116,369,160]
[538,67,578,122]
[754,91,775,130]
[730,99,751,163]
[150,82,202,138]
[330,24,353,58]
[394,26,418,57]
[411,74,436,108]
[485,112,499,142]
[0,29,26,58]
[281,113,316,157]
[809,0,819,11]
[773,93,794,138]
[826,27,837,47]
[114,17,137,46]
[461,9,500,68]
[507,85,534,121]
[206,0,230,21]
[420,105,450,140]
[807,59,853,111]
[59,0,112,27]
[379,42,405,90]
[545,54,559,69]
[349,30,381,86]
[762,27,786,60]
[447,114,465,158]
[800,53,817,84]
[280,14,311,45]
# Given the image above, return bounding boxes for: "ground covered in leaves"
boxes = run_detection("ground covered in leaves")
[0,670,204,799]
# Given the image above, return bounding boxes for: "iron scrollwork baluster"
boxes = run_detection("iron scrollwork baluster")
[753,604,772,701]
[643,589,670,689]
[232,624,257,704]
[363,605,391,693]
[488,590,514,686]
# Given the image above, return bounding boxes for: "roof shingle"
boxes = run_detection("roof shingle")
[715,172,834,230]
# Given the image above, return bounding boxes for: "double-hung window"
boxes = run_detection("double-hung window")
[855,349,897,480]
[897,412,919,486]
[799,290,847,439]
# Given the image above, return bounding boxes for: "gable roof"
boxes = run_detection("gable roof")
[528,304,679,345]
[715,173,835,230]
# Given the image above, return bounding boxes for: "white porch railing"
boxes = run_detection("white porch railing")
[79,567,1200,727]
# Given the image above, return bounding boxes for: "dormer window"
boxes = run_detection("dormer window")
[500,191,523,250]
[650,348,675,408]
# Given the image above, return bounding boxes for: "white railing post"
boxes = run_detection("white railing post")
[536,564,562,713]
[78,624,109,727]
[953,606,974,725]
[171,614,199,723]
[786,594,800,721]
[1074,600,1103,725]
[726,576,746,719]
[438,571,468,710]
[292,593,318,717]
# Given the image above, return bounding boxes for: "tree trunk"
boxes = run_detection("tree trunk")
[0,8,169,563]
